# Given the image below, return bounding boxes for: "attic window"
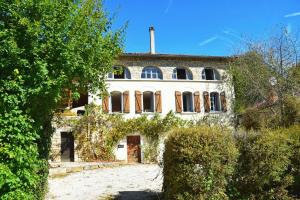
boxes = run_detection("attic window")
[202,68,220,80]
[108,66,131,79]
[172,68,193,80]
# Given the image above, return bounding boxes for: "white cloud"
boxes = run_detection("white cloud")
[284,12,300,18]
[199,36,218,46]
[164,0,173,14]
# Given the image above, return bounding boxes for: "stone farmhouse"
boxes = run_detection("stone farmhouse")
[50,27,234,163]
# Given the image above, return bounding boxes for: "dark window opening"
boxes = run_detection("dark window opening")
[111,92,122,112]
[113,67,125,79]
[143,92,154,112]
[72,93,88,108]
[177,68,187,79]
[183,92,193,112]
[205,69,214,80]
[202,68,220,80]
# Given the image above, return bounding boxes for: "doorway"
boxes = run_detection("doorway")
[61,132,74,162]
[127,136,141,163]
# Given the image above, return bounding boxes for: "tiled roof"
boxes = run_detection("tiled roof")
[119,52,233,61]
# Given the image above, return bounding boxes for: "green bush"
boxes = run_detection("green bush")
[230,129,294,199]
[282,125,300,197]
[163,127,238,200]
[0,110,42,200]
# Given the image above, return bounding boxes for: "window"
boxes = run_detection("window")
[210,92,220,111]
[182,92,193,112]
[143,91,154,112]
[141,66,163,79]
[172,68,193,80]
[111,91,122,112]
[108,66,131,79]
[202,68,220,80]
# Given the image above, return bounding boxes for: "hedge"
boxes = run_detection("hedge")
[163,127,238,200]
[163,125,300,200]
[231,129,293,199]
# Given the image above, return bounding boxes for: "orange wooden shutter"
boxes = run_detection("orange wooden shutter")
[123,91,130,113]
[135,91,142,113]
[220,92,227,112]
[175,91,182,113]
[155,91,162,113]
[194,91,201,113]
[203,91,210,113]
[102,96,109,113]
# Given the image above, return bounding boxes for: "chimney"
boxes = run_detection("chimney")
[149,26,155,54]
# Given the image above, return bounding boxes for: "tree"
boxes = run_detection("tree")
[0,0,124,198]
[229,26,300,128]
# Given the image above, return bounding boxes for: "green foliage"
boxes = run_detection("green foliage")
[163,127,239,200]
[0,0,123,198]
[230,129,294,200]
[229,51,273,113]
[240,96,300,131]
[229,27,299,128]
[71,105,184,162]
[283,96,300,126]
[281,125,300,196]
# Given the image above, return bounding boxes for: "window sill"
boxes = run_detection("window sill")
[180,112,197,115]
[208,111,222,114]
[141,112,156,115]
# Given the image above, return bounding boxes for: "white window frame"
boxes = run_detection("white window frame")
[142,91,155,113]
[141,66,163,79]
[108,66,131,79]
[210,92,221,112]
[172,67,193,80]
[202,68,220,80]
[182,92,194,112]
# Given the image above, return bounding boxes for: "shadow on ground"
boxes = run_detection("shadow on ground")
[113,190,162,200]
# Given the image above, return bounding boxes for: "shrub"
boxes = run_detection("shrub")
[230,129,294,199]
[283,96,300,127]
[282,125,300,197]
[163,127,238,200]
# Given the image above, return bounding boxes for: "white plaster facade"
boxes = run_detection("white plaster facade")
[89,53,234,162]
[50,53,234,163]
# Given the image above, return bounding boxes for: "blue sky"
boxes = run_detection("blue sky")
[105,0,300,56]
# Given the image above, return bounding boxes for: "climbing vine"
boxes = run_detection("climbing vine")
[58,104,187,162]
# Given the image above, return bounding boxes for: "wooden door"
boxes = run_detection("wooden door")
[127,136,141,163]
[61,132,74,162]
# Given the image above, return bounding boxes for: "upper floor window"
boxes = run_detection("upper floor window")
[143,91,154,112]
[210,92,220,111]
[108,66,131,79]
[172,67,193,80]
[111,91,122,112]
[202,68,220,80]
[182,92,193,112]
[141,66,163,79]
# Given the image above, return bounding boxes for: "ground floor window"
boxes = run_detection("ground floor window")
[143,91,154,112]
[111,91,122,112]
[182,92,193,112]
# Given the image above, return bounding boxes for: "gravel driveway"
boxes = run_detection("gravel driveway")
[46,164,162,200]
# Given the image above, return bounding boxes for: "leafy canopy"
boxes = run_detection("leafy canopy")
[0,0,124,198]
